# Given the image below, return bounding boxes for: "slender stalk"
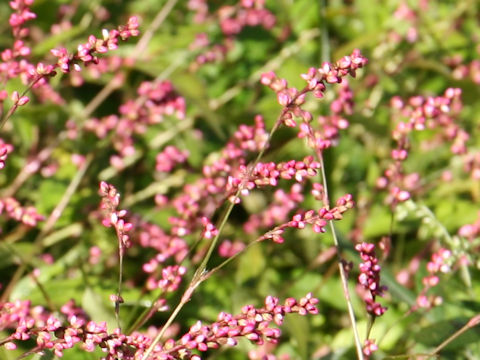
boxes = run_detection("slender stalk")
[134,0,179,58]
[126,294,166,334]
[431,315,480,355]
[83,77,123,118]
[385,315,480,359]
[115,234,124,331]
[318,153,364,360]
[140,286,195,360]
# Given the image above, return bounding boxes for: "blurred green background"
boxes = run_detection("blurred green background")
[1,0,480,359]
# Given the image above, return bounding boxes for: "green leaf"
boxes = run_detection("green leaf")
[284,314,309,359]
[362,204,393,238]
[381,269,416,307]
[235,244,266,284]
[32,25,87,56]
[10,244,82,303]
[31,349,54,360]
[35,179,68,215]
[82,286,118,332]
[170,70,226,140]
[11,114,37,150]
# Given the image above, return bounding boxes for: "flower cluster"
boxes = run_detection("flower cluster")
[0,140,14,169]
[0,197,44,226]
[377,87,465,206]
[362,338,379,358]
[228,156,321,202]
[145,265,187,293]
[201,216,218,239]
[355,242,387,318]
[156,146,189,173]
[99,181,133,250]
[244,183,304,234]
[83,80,186,169]
[261,194,354,244]
[1,1,139,124]
[0,299,150,359]
[261,49,367,131]
[8,0,36,39]
[0,293,317,360]
[415,247,452,309]
[136,219,188,267]
[139,293,318,360]
[217,0,276,37]
[298,80,354,150]
[50,16,139,73]
[187,0,276,69]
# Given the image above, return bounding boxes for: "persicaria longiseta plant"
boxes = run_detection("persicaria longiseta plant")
[1,0,480,359]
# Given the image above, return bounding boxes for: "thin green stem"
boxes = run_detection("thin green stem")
[115,238,124,331]
[126,294,166,334]
[140,285,196,360]
[318,153,364,360]
[384,315,480,359]
[431,315,480,355]
[134,0,179,59]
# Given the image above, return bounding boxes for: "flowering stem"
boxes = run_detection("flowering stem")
[141,95,288,359]
[82,0,178,124]
[115,236,124,331]
[0,74,45,131]
[141,45,367,357]
[366,314,375,339]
